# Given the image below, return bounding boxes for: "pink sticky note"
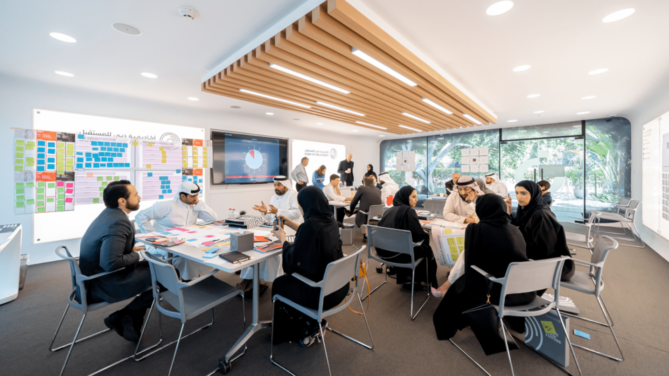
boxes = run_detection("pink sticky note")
[66,183,74,188]
[202,241,215,246]
[65,189,74,194]
[65,198,73,203]
[165,228,178,232]
[206,235,214,238]
[188,231,197,234]
[56,182,65,187]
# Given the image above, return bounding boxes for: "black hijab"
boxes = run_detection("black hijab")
[364,164,378,179]
[513,180,550,229]
[283,186,342,282]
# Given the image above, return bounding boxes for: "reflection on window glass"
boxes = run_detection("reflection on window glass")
[502,121,582,141]
[379,137,428,197]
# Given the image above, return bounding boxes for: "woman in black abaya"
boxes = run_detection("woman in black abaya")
[433,194,535,340]
[271,186,349,346]
[375,186,438,288]
[512,180,574,281]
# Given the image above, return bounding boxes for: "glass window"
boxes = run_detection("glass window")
[502,121,582,141]
[379,137,428,197]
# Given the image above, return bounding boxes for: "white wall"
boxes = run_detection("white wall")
[0,74,379,264]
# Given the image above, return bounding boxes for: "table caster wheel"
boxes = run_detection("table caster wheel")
[218,359,231,374]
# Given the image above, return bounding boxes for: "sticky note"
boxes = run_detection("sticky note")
[16,139,25,145]
[15,146,24,152]
[57,206,64,212]
[106,176,112,181]
[26,141,35,150]
[16,183,24,189]
[15,152,24,158]
[26,199,35,205]
[14,165,23,171]
[66,183,73,188]
[146,164,151,169]
[205,247,220,254]
[93,198,100,204]
[16,195,25,201]
[574,330,590,340]
[47,198,55,203]
[114,176,120,181]
[132,141,138,146]
[26,157,35,167]
[37,201,45,207]
[202,253,218,259]
[38,182,45,187]
[37,188,45,194]
[37,194,45,200]
[57,181,65,187]
[27,182,34,188]
[66,189,74,194]
[57,200,65,206]
[16,189,25,194]
[48,183,56,188]
[57,194,65,199]
[65,197,73,203]
[37,207,45,213]
[16,202,25,208]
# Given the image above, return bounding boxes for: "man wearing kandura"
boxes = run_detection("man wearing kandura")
[291,157,309,192]
[485,172,508,198]
[135,181,217,281]
[337,153,354,187]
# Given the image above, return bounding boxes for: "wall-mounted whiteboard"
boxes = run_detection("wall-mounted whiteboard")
[291,139,346,186]
[32,109,205,244]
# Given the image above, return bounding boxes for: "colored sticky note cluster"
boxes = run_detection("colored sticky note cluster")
[75,134,132,169]
[138,171,182,201]
[75,171,128,205]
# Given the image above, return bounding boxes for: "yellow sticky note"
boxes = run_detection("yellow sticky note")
[16,139,25,145]
[148,142,153,147]
[443,228,453,235]
[57,142,65,148]
[456,237,465,245]
[26,157,35,167]
[26,141,35,150]
[132,141,138,146]
[447,238,456,246]
[161,159,166,163]
[57,167,65,175]
[449,245,458,252]
[146,164,151,169]
[159,147,164,151]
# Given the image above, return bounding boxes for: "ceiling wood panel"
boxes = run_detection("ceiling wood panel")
[202,0,496,134]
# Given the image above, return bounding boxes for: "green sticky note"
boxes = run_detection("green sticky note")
[101,182,108,186]
[36,188,45,194]
[37,207,45,213]
[26,157,35,167]
[114,176,120,181]
[37,201,45,207]
[26,199,35,205]
[48,183,56,188]
[99,192,103,197]
[16,139,25,145]
[16,183,24,189]
[15,159,24,165]
[47,198,55,203]
[57,206,64,212]
[57,200,65,206]
[97,177,103,181]
[37,194,45,200]
[93,198,100,204]
[16,189,24,195]
[15,146,24,152]
[16,202,25,208]
[99,187,105,191]
[57,142,65,148]
[26,141,35,150]
[38,182,45,187]
[16,195,25,201]
[106,176,112,181]
[57,168,65,175]
[14,165,23,171]
[26,182,34,188]
[15,152,24,158]
[57,194,65,199]
[57,187,65,193]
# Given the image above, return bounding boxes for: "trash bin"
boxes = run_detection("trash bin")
[19,254,29,290]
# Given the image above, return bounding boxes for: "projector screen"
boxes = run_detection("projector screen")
[210,131,288,184]
[642,110,669,240]
[291,139,346,186]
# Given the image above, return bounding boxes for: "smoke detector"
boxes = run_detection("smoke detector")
[178,6,200,21]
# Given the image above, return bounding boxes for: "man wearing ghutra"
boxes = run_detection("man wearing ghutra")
[484,172,508,198]
[442,176,483,224]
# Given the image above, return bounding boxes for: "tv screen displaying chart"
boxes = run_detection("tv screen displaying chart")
[211,131,288,184]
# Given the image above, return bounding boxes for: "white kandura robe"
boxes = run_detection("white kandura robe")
[379,175,400,206]
[442,192,478,224]
[488,181,508,198]
[135,198,217,280]
[240,189,303,282]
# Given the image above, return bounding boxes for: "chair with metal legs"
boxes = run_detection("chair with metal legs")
[593,200,645,248]
[50,246,149,376]
[361,225,430,320]
[137,251,246,376]
[450,257,582,376]
[270,247,373,376]
[561,211,601,252]
[560,235,624,362]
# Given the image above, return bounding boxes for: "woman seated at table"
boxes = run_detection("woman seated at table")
[271,186,349,347]
[512,180,574,281]
[432,194,535,340]
[375,186,438,289]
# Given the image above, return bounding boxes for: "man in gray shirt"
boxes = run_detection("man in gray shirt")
[291,157,309,192]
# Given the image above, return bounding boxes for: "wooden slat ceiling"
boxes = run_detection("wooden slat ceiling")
[203,0,497,135]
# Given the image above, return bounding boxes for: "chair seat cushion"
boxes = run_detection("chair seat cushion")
[500,296,555,317]
[560,271,603,295]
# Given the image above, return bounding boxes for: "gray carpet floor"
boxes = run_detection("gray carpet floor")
[2,229,669,376]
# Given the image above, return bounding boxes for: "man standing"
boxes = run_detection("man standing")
[445,172,461,196]
[337,153,354,187]
[238,176,303,294]
[135,182,217,280]
[323,174,353,223]
[291,157,309,192]
[79,180,151,342]
[537,180,553,207]
[484,172,508,198]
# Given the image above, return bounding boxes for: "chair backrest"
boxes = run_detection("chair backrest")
[366,225,417,257]
[54,246,87,309]
[625,200,640,219]
[321,247,364,296]
[618,197,630,207]
[501,257,567,297]
[367,205,385,223]
[141,251,184,296]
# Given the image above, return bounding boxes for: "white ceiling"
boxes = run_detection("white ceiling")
[1,0,668,138]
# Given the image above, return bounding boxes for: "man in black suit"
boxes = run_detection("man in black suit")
[337,153,354,187]
[79,180,152,342]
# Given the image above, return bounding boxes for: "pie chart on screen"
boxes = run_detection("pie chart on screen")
[245,149,263,170]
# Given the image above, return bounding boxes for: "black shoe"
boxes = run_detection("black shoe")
[236,279,253,293]
[362,235,368,244]
[258,282,269,296]
[121,316,141,343]
[104,311,124,337]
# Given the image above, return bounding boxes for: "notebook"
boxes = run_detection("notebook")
[218,251,251,264]
[255,241,283,252]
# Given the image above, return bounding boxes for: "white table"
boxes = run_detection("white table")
[137,226,282,373]
[0,224,22,305]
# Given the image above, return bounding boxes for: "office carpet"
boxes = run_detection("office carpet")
[2,231,669,376]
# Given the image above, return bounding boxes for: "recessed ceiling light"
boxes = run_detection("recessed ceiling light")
[527,94,540,98]
[316,122,323,125]
[513,65,531,72]
[422,98,453,114]
[270,64,349,94]
[534,110,544,114]
[352,48,417,87]
[49,32,76,43]
[589,68,608,75]
[356,121,387,130]
[486,1,514,16]
[239,89,311,108]
[577,111,590,115]
[55,71,74,77]
[112,23,142,36]
[141,72,158,78]
[401,112,431,124]
[463,114,482,125]
[507,119,518,123]
[399,125,422,133]
[316,101,364,116]
[353,129,359,132]
[266,112,274,115]
[187,97,199,101]
[603,9,635,23]
[582,95,596,100]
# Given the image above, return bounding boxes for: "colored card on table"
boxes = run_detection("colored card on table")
[574,330,590,340]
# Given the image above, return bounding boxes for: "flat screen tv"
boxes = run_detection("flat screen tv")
[211,130,288,185]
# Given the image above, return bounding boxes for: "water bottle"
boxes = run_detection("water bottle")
[233,208,237,218]
[228,208,232,219]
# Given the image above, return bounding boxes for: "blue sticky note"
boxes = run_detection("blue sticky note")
[574,330,590,340]
[167,190,172,194]
[77,157,83,162]
[48,142,55,147]
[91,141,98,146]
[85,163,92,168]
[124,143,128,148]
[37,147,45,152]
[47,157,55,163]
[176,169,180,173]
[205,247,220,254]
[94,163,99,168]
[159,176,167,180]
[202,253,218,259]
[158,231,171,235]
[38,141,46,146]
[92,147,98,151]
[104,142,110,146]
[120,148,125,152]
[37,153,45,159]
[111,142,117,147]
[37,160,45,165]
[37,166,45,172]
[159,195,164,199]
[187,239,198,242]
[76,152,83,155]
[47,164,55,169]
[148,172,153,177]
[125,163,130,167]
[48,148,55,154]
[76,163,83,169]
[78,134,84,139]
